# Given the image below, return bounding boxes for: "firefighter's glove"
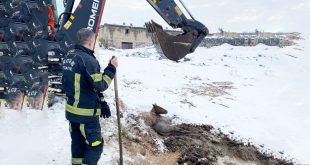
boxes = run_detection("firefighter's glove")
[100,100,111,119]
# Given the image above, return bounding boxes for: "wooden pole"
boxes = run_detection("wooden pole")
[114,71,123,165]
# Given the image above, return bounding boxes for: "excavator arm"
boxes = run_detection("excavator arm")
[57,0,208,60]
[145,0,208,61]
[48,0,207,93]
[57,0,106,50]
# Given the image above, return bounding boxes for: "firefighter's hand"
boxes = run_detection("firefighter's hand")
[100,101,111,119]
[110,57,118,68]
[48,25,52,34]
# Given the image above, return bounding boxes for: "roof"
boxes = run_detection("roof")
[100,23,182,33]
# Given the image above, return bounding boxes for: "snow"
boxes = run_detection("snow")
[0,34,309,164]
[95,34,310,163]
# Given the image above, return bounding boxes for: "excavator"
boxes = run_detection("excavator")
[0,0,208,109]
[47,0,209,93]
[57,0,208,61]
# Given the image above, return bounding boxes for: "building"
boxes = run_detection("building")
[98,23,151,49]
[98,24,299,49]
[98,23,181,49]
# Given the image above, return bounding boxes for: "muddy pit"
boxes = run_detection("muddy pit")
[123,105,294,165]
[162,124,293,165]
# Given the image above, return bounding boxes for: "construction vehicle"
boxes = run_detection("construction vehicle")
[0,0,208,107]
[145,0,209,61]
[0,0,49,110]
[47,0,208,93]
[56,0,208,61]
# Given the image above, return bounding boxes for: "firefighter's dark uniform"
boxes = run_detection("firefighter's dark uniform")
[62,44,116,165]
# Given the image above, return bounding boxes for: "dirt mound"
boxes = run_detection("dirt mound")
[124,106,294,165]
[162,124,293,165]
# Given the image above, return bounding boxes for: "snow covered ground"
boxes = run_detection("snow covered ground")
[96,35,310,163]
[0,34,309,164]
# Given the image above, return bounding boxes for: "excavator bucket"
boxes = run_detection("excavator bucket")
[146,20,197,61]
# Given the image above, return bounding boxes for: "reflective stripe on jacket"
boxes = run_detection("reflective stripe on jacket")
[62,45,116,123]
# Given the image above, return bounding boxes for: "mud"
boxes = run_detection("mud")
[125,104,294,165]
[162,124,293,165]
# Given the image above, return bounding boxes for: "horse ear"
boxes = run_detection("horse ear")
[152,104,168,115]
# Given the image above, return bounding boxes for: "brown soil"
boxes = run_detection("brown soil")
[184,81,234,98]
[162,124,293,165]
[124,138,180,165]
[123,106,294,165]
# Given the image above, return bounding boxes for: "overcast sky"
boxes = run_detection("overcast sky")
[57,0,310,33]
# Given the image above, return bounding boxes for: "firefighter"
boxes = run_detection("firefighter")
[62,28,118,165]
[47,1,55,39]
[47,3,55,29]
